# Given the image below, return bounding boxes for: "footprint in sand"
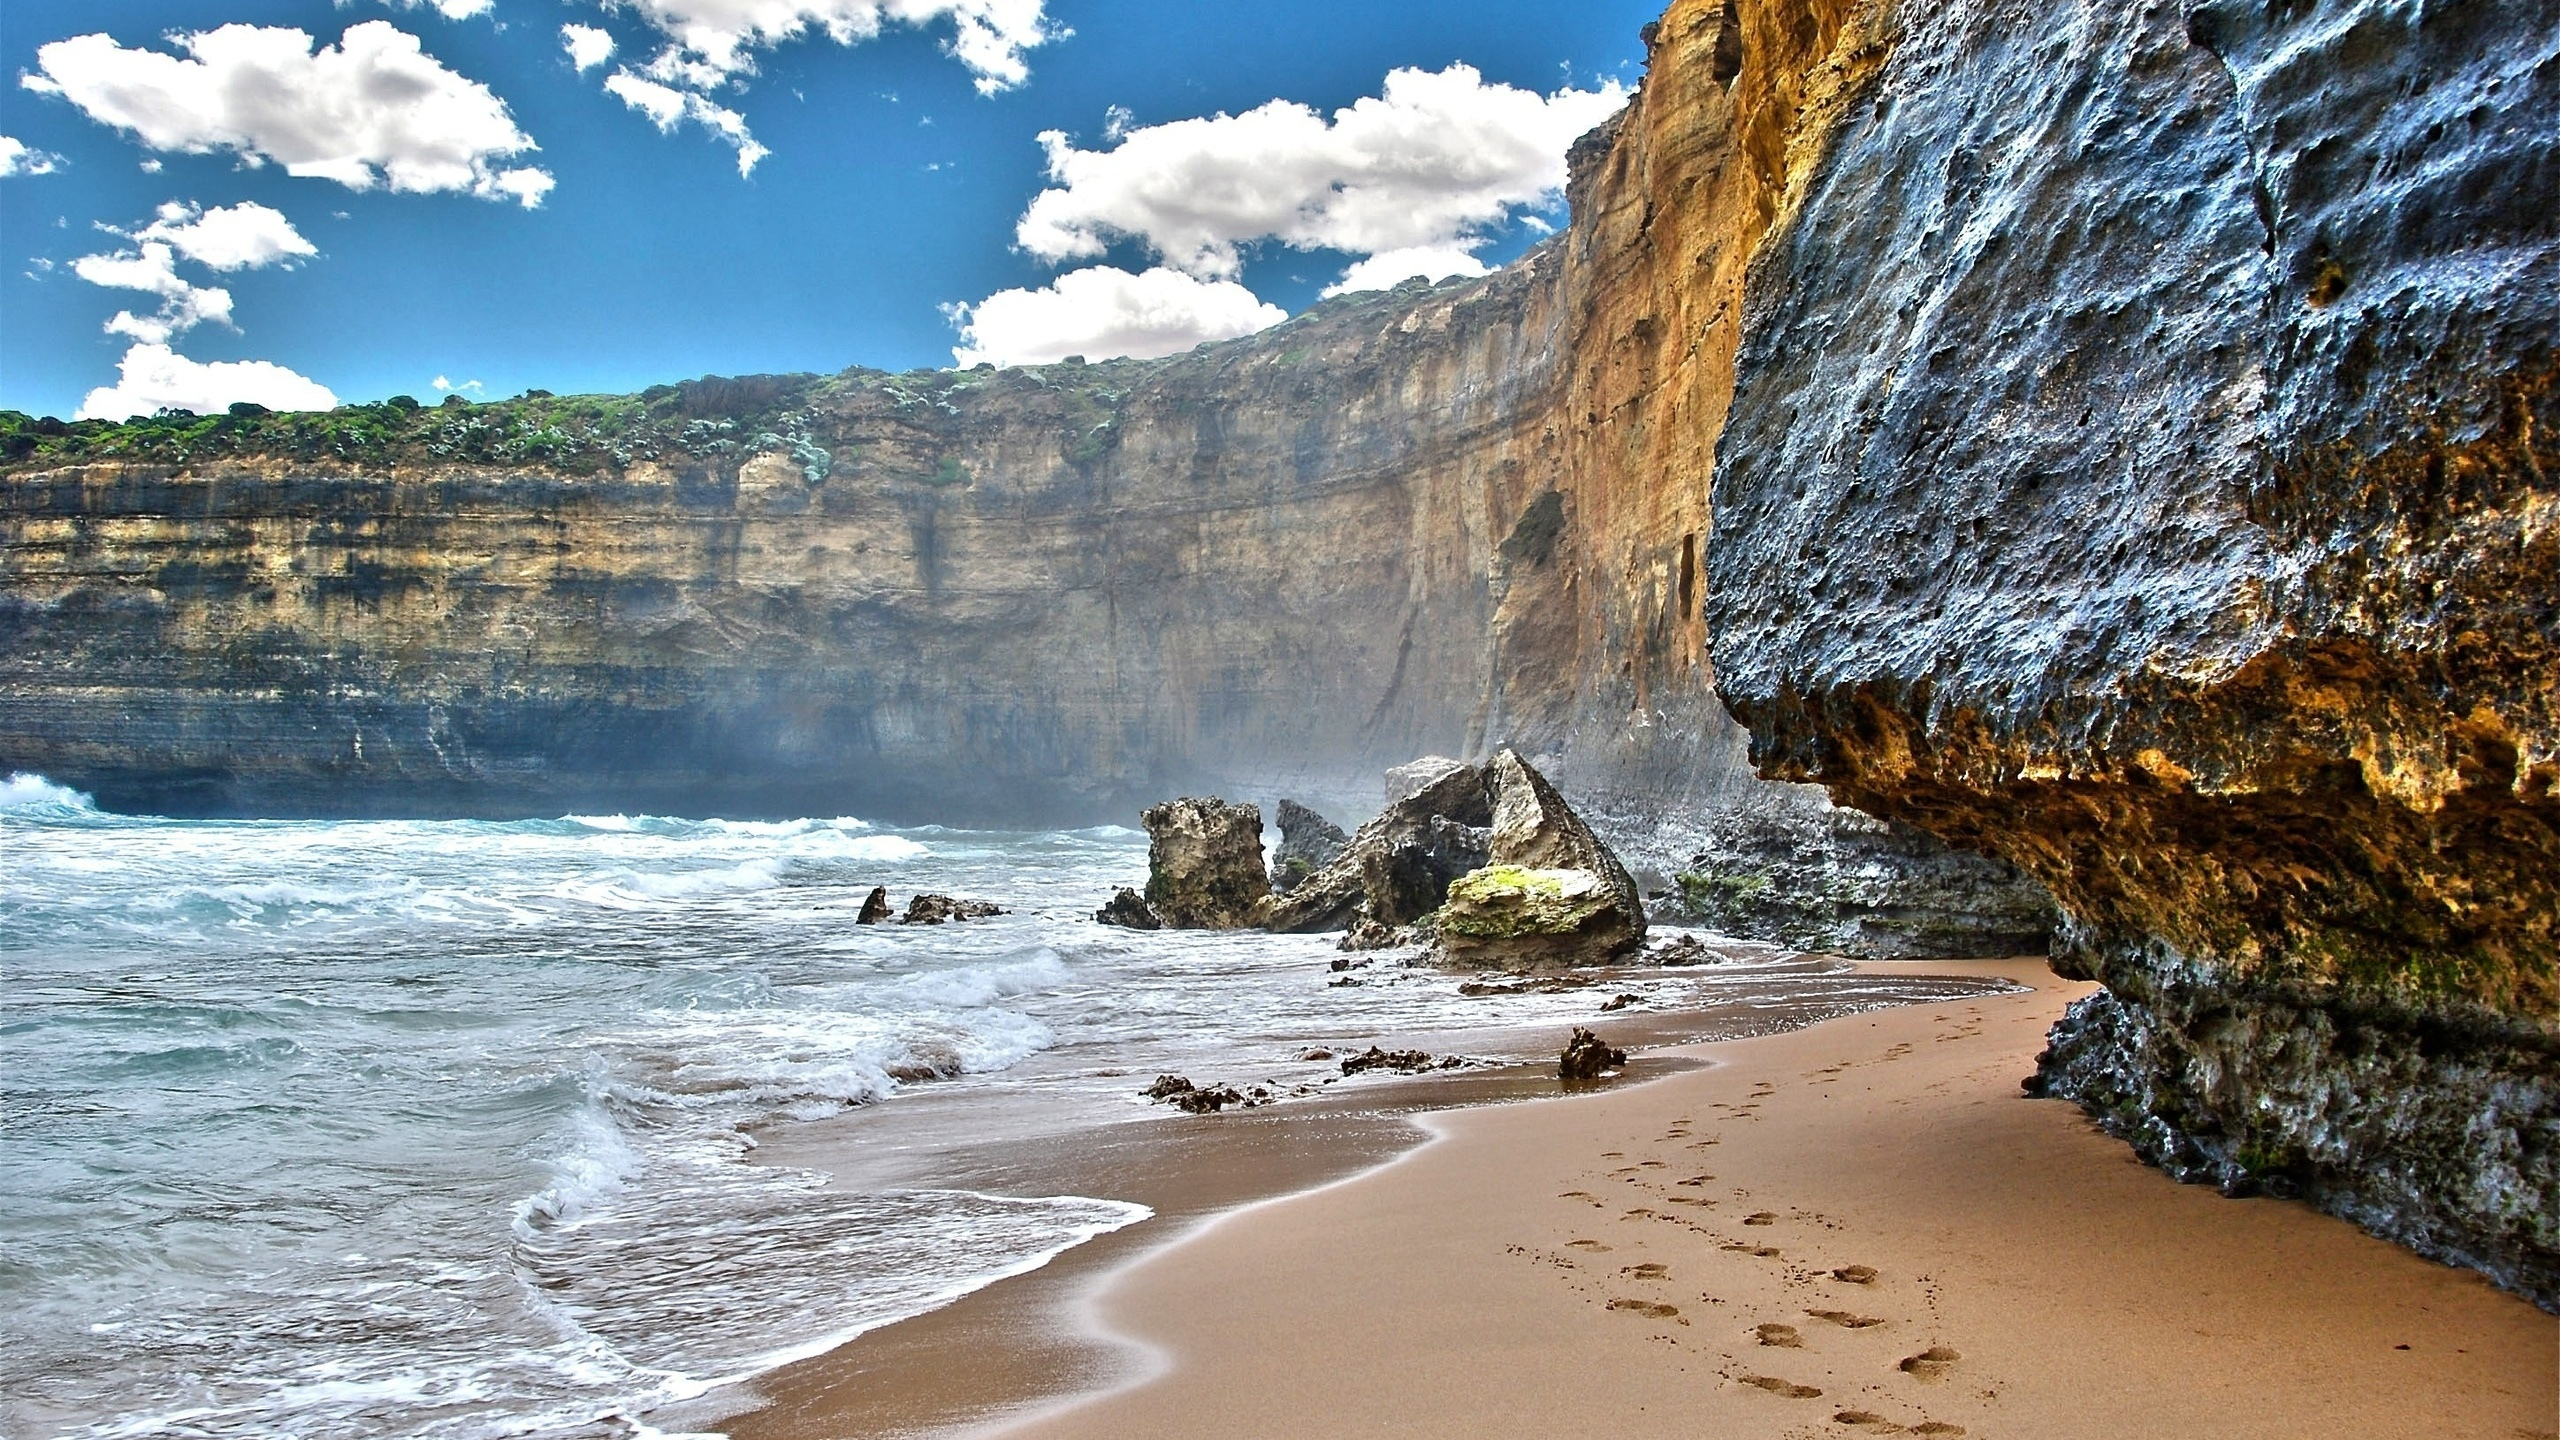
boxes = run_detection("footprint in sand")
[1565,1239,1612,1252]
[1677,1174,1716,1186]
[1832,1265,1879,1284]
[1909,1425,1967,1436]
[1721,1242,1784,1258]
[1807,1309,1886,1329]
[1739,1375,1823,1399]
[1622,1262,1669,1279]
[1743,1211,1780,1226]
[1623,1208,1658,1219]
[1607,1298,1684,1322]
[1754,1322,1803,1347]
[1899,1346,1961,1380]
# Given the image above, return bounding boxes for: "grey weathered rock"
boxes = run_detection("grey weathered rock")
[1270,799,1349,893]
[1433,749,1647,969]
[1384,756,1470,806]
[1701,0,2558,1304]
[1266,762,1492,932]
[1558,1027,1626,1080]
[1668,808,2055,959]
[1095,887,1162,929]
[856,885,892,925]
[1139,797,1270,929]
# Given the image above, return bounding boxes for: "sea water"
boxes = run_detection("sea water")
[0,773,2003,1438]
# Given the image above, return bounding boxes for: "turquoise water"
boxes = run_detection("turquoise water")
[0,773,2006,1438]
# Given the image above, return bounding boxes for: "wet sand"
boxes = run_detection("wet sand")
[705,959,2557,1438]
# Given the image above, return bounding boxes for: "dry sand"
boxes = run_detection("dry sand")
[733,959,2556,1439]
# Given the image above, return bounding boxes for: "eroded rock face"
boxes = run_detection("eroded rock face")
[1270,800,1348,893]
[1435,749,1647,969]
[1266,762,1494,933]
[1703,0,2558,1303]
[1140,798,1269,929]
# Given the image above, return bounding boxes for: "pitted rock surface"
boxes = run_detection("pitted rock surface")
[1270,799,1349,894]
[1140,797,1270,930]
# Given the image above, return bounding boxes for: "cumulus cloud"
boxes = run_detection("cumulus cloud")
[563,24,618,70]
[607,0,1055,94]
[24,22,554,206]
[604,69,769,174]
[79,343,338,420]
[72,202,317,345]
[1324,246,1489,298]
[947,264,1285,368]
[376,0,498,19]
[1017,64,1625,290]
[1,135,65,177]
[564,1,1054,170]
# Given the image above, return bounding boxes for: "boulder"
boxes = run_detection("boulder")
[1384,755,1471,805]
[901,893,1004,924]
[856,885,892,925]
[1095,887,1163,929]
[1558,1027,1627,1080]
[1140,797,1270,928]
[1267,762,1493,932]
[1433,749,1647,968]
[1270,799,1349,892]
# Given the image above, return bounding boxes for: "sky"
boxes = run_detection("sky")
[0,1,1654,421]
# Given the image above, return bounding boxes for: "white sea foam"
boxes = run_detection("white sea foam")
[0,771,98,813]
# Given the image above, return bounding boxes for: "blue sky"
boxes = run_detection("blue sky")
[1,1,1652,420]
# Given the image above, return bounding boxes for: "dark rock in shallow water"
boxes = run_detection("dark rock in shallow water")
[1267,762,1492,933]
[856,885,892,925]
[1559,1027,1626,1080]
[1338,1046,1442,1076]
[1336,917,1417,952]
[1433,749,1647,970]
[1095,887,1163,929]
[1140,797,1270,929]
[1270,799,1349,893]
[901,893,1003,924]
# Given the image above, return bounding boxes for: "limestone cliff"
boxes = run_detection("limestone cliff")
[1704,0,2557,1302]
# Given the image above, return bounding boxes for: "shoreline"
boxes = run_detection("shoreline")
[695,958,2556,1439]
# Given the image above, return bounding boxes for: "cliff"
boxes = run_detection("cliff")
[1704,0,2557,1302]
[3,0,2550,1300]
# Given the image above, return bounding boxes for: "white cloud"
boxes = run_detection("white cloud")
[72,202,316,344]
[1324,245,1489,297]
[78,343,338,420]
[0,135,65,177]
[567,1,1054,170]
[140,200,318,271]
[606,0,1055,94]
[603,70,769,174]
[375,0,498,18]
[1016,64,1625,286]
[562,24,618,70]
[25,22,554,206]
[75,246,234,344]
[947,264,1285,367]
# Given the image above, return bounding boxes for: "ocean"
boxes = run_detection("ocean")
[0,772,2007,1438]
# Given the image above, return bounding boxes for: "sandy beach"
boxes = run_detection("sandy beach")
[732,959,2556,1439]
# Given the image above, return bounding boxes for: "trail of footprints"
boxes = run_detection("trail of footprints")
[1509,1056,1998,1437]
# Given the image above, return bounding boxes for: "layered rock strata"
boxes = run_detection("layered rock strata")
[1702,0,2558,1302]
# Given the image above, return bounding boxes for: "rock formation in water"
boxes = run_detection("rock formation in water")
[1267,761,1494,933]
[2,0,2549,1301]
[1436,749,1649,969]
[1095,887,1162,930]
[1269,800,1348,893]
[1698,0,2557,1303]
[1138,797,1270,929]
